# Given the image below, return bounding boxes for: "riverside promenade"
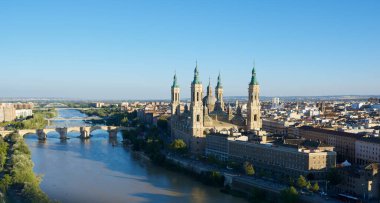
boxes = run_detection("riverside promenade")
[166,154,341,203]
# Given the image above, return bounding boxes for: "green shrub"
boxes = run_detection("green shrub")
[280,186,299,203]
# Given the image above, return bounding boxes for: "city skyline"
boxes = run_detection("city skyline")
[1,0,379,99]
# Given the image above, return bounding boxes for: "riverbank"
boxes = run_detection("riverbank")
[123,140,251,202]
[79,108,136,126]
[0,133,51,203]
[123,129,333,203]
[0,109,57,130]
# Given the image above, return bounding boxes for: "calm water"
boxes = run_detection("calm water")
[25,109,247,203]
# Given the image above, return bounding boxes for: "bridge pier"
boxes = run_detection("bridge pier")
[56,127,68,140]
[108,129,118,139]
[80,127,90,139]
[36,129,47,140]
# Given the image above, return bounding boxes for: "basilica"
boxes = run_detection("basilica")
[170,62,262,154]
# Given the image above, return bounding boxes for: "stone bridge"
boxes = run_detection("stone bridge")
[1,126,134,140]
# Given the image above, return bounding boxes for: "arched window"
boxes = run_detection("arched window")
[197,92,199,101]
[254,114,257,121]
[197,115,200,122]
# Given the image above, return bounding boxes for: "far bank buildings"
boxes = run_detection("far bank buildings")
[170,62,262,154]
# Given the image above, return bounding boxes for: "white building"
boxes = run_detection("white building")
[351,102,364,110]
[15,109,33,118]
[355,138,380,165]
[271,97,280,109]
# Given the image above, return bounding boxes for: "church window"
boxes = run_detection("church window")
[254,114,257,121]
[197,92,199,101]
[197,115,200,122]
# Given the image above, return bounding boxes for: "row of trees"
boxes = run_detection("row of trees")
[0,139,8,171]
[82,108,138,126]
[122,126,165,163]
[0,133,51,202]
[296,175,319,192]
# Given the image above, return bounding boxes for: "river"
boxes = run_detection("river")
[25,109,247,203]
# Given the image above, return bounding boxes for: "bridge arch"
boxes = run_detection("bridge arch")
[18,129,38,137]
[45,131,60,138]
[22,132,38,138]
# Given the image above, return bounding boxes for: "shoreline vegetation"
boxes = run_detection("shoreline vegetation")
[0,133,51,203]
[121,128,257,202]
[79,108,137,127]
[121,121,303,203]
[0,109,57,131]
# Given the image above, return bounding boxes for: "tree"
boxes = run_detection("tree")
[280,186,299,203]
[306,181,312,190]
[170,139,187,153]
[297,175,308,188]
[121,117,129,126]
[244,162,255,176]
[311,182,320,192]
[0,174,12,193]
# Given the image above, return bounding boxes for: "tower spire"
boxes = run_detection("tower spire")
[207,76,212,96]
[216,72,222,88]
[193,60,201,84]
[250,61,259,85]
[172,72,179,88]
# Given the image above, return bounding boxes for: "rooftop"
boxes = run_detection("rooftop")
[299,126,364,139]
[357,136,380,144]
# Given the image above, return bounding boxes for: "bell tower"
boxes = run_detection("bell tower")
[247,63,262,131]
[190,61,204,137]
[215,73,224,111]
[171,73,180,116]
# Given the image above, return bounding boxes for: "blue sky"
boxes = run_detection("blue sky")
[0,0,379,100]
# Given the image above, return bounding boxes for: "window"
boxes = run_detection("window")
[197,115,200,122]
[254,115,257,121]
[197,92,199,101]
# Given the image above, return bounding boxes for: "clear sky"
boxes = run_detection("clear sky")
[0,0,379,100]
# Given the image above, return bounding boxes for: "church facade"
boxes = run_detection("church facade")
[170,62,262,154]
